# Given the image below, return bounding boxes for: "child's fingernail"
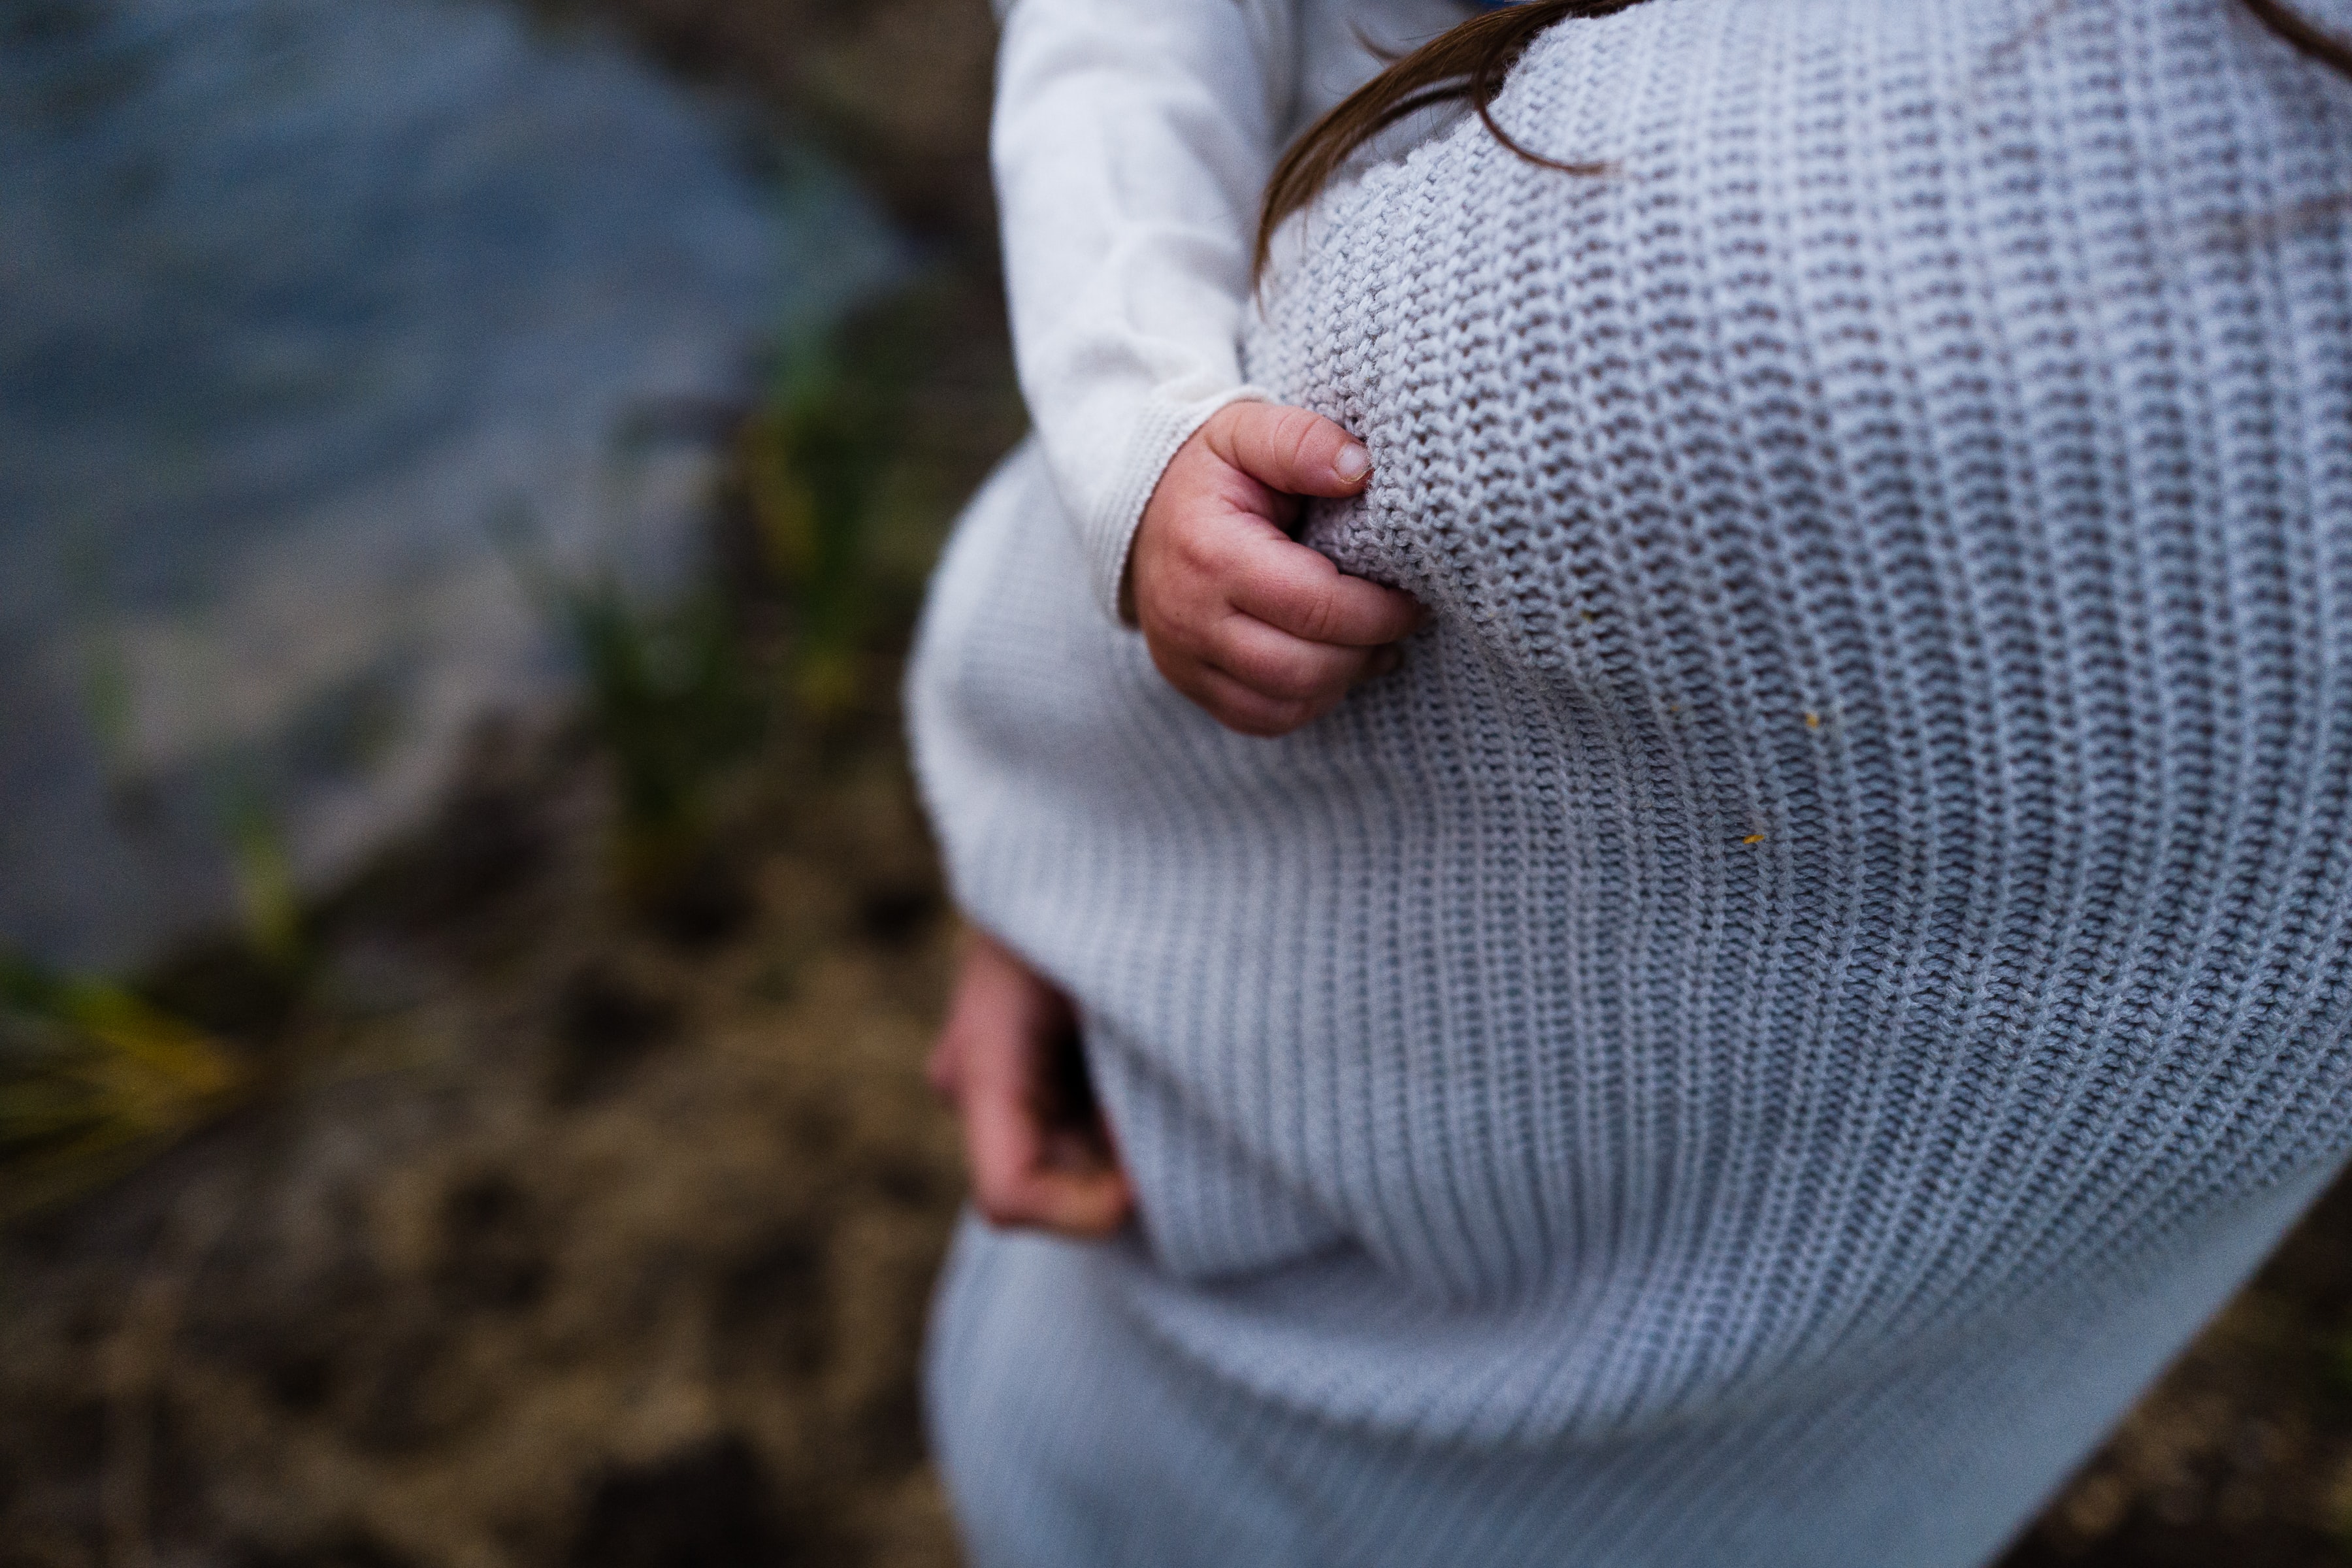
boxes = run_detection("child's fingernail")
[1335,443,1371,483]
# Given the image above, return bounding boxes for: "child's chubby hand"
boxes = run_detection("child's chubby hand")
[1125,401,1426,738]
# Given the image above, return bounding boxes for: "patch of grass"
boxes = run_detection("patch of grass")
[502,515,764,925]
[499,295,938,932]
[566,576,761,840]
[220,783,308,972]
[740,296,923,719]
[0,953,245,1220]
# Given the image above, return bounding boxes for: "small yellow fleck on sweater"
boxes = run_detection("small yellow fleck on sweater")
[1741,833,1767,845]
[1805,711,1821,729]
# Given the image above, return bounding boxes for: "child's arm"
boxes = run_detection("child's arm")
[994,0,1294,615]
[996,0,1427,734]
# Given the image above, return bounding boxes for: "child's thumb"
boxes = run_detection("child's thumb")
[1213,402,1373,498]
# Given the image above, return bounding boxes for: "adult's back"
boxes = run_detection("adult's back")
[909,0,2352,1560]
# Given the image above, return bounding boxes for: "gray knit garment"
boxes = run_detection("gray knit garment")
[908,0,2352,1561]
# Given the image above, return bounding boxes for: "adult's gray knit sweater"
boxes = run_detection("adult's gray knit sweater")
[907,0,2352,1561]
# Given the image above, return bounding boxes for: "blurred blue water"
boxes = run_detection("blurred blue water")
[0,0,900,968]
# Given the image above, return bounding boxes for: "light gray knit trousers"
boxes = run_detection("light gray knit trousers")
[906,0,2352,1561]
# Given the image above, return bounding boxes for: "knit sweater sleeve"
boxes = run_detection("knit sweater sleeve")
[990,0,1295,619]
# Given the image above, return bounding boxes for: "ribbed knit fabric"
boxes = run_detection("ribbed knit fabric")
[907,0,2352,1561]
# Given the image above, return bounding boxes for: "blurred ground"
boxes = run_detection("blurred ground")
[1,723,972,1568]
[4,0,2352,1564]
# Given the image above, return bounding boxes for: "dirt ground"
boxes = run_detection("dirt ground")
[5,0,2352,1563]
[0,719,970,1568]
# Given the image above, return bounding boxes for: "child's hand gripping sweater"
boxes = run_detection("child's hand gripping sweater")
[991,0,1459,732]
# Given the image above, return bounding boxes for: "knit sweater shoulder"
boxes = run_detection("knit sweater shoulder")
[907,0,2352,1460]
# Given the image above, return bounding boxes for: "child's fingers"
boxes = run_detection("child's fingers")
[1190,665,1330,738]
[1186,623,1410,738]
[1206,402,1373,499]
[1229,538,1426,647]
[1210,613,1370,706]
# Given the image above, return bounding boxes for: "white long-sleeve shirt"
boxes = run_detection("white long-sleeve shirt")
[991,0,1477,616]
